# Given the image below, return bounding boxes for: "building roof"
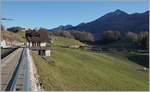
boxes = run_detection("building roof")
[26,29,49,42]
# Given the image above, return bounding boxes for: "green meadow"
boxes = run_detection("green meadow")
[32,36,149,91]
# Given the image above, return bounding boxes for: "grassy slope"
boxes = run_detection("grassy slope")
[2,30,26,42]
[32,36,149,91]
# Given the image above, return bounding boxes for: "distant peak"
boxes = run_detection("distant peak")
[115,9,123,12]
[78,22,86,26]
[65,24,73,27]
[113,9,128,15]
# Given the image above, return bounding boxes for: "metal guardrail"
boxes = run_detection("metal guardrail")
[1,47,18,59]
[23,48,30,91]
[5,47,30,91]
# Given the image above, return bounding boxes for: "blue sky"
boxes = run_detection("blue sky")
[2,1,148,29]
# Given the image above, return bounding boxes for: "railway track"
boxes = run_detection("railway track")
[1,47,30,91]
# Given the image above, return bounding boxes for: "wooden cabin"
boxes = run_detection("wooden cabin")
[26,29,49,47]
[26,29,51,56]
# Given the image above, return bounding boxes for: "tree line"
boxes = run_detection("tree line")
[6,26,149,50]
[101,30,148,49]
[51,30,148,50]
[50,30,94,42]
[127,31,149,49]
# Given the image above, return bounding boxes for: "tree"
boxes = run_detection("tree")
[52,30,94,42]
[53,30,74,39]
[127,31,149,49]
[7,27,25,33]
[70,30,94,42]
[127,32,138,42]
[102,30,121,42]
[137,32,149,49]
[61,31,74,39]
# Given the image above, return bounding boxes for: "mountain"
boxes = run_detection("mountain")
[50,9,149,40]
[49,25,73,31]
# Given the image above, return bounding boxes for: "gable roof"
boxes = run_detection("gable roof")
[26,29,49,42]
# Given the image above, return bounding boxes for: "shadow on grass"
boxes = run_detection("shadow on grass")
[128,54,149,68]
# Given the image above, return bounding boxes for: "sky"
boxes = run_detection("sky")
[2,0,149,29]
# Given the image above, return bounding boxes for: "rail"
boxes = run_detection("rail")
[1,47,18,59]
[5,47,30,91]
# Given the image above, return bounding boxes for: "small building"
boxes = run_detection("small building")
[39,49,51,56]
[26,29,51,56]
[26,29,49,47]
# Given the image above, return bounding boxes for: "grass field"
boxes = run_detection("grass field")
[32,36,149,91]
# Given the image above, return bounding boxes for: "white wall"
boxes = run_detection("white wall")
[0,40,7,48]
[27,42,47,47]
[45,50,51,56]
[26,42,32,47]
[40,42,46,47]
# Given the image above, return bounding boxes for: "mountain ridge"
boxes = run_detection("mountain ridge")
[49,9,149,40]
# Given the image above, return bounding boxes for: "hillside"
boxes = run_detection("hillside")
[50,9,149,40]
[69,10,149,39]
[1,30,26,42]
[32,36,148,91]
[49,25,73,32]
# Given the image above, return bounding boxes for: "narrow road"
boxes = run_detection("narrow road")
[1,47,41,91]
[1,48,23,91]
